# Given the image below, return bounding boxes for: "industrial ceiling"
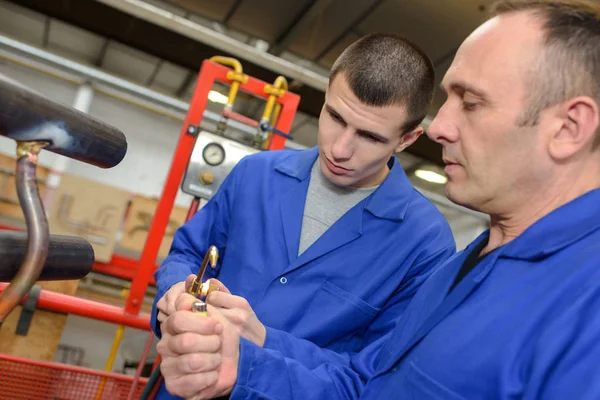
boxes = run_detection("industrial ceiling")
[2,0,497,167]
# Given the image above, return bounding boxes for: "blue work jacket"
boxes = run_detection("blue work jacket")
[151,146,455,399]
[361,188,600,400]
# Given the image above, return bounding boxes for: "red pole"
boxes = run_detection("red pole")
[0,282,150,330]
[124,62,220,316]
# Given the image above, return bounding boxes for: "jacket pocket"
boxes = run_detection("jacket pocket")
[290,280,382,345]
[402,362,467,400]
[321,280,380,317]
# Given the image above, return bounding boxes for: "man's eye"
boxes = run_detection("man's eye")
[360,132,379,142]
[330,112,343,123]
[462,102,478,112]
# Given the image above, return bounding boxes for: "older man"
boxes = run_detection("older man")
[361,1,600,398]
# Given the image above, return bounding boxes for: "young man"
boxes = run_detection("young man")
[153,34,456,399]
[358,1,600,399]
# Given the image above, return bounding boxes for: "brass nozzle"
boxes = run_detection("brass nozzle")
[208,246,218,269]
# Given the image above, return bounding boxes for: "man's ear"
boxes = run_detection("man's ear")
[548,96,599,160]
[395,127,423,153]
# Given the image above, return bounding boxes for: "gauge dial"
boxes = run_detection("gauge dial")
[202,143,225,166]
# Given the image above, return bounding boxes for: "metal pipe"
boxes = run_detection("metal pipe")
[0,282,151,330]
[209,56,244,107]
[43,83,95,209]
[0,35,291,143]
[0,73,127,169]
[261,76,288,148]
[0,231,94,282]
[0,141,49,324]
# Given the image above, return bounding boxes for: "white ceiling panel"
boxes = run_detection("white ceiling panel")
[149,62,190,94]
[47,20,106,66]
[0,0,45,47]
[101,41,161,85]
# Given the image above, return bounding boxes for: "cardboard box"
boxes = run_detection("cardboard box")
[47,174,130,263]
[118,195,189,260]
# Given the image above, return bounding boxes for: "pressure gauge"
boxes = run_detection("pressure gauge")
[202,142,225,166]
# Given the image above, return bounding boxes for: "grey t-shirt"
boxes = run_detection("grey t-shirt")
[298,159,379,255]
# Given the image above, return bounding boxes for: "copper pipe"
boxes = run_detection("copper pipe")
[0,141,49,324]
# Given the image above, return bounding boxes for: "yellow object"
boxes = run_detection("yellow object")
[188,245,219,299]
[95,324,125,399]
[105,325,125,372]
[95,288,130,399]
[261,76,288,149]
[209,56,247,107]
[199,170,215,185]
[261,76,288,123]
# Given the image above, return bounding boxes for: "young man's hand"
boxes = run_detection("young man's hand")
[207,279,267,347]
[156,274,196,324]
[157,293,240,399]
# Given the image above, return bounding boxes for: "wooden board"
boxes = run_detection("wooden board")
[0,281,78,361]
[47,174,130,262]
[0,153,50,222]
[118,195,189,260]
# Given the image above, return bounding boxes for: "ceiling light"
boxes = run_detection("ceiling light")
[208,90,228,104]
[414,169,448,184]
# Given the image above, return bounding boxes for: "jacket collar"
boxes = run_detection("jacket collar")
[275,146,415,221]
[473,189,600,261]
[501,188,600,260]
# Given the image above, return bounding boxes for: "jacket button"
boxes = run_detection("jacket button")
[279,277,288,284]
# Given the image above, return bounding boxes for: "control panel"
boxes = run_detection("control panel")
[181,130,260,199]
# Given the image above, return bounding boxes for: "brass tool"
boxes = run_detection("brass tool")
[187,245,220,300]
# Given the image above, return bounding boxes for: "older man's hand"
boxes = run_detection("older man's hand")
[206,279,267,347]
[157,293,240,399]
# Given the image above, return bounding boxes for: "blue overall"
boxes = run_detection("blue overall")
[151,147,455,399]
[361,188,600,400]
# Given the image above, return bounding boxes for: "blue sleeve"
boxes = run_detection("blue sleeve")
[150,158,246,337]
[232,243,456,399]
[232,338,363,400]
[525,285,600,400]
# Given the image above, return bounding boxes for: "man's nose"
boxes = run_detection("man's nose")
[331,128,354,160]
[426,102,459,144]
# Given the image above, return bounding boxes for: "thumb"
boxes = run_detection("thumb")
[207,278,231,295]
[184,274,196,292]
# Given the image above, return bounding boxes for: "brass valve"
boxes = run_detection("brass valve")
[199,170,215,185]
[188,245,219,299]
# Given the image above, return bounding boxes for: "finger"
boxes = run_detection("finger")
[169,332,222,355]
[157,311,167,323]
[207,291,249,310]
[156,337,175,358]
[211,308,245,327]
[207,278,231,294]
[161,352,221,375]
[157,296,167,313]
[175,293,203,312]
[185,274,196,292]
[163,311,223,335]
[164,371,218,398]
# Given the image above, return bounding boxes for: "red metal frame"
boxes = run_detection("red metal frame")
[0,282,149,330]
[0,59,300,333]
[0,353,148,399]
[124,60,300,315]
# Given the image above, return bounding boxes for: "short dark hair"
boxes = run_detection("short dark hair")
[329,33,435,133]
[491,0,600,130]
